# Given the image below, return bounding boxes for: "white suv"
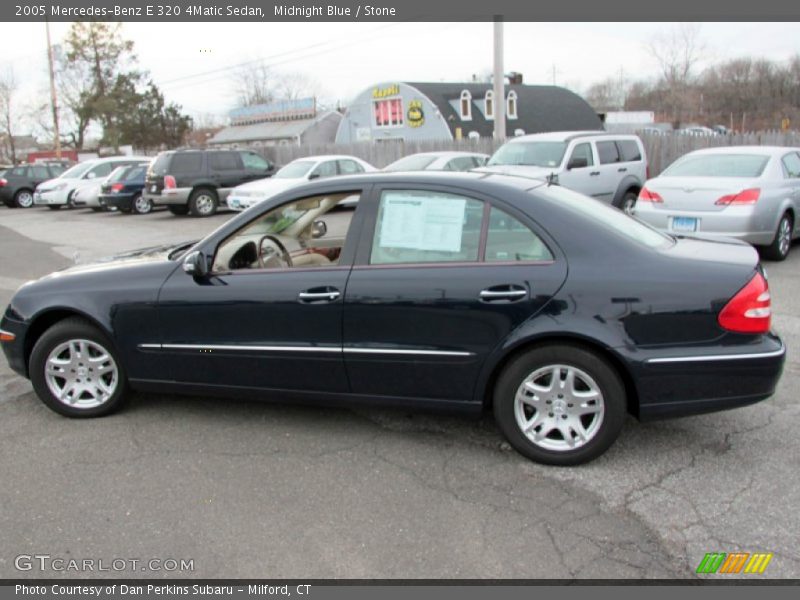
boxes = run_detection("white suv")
[482,131,648,213]
[34,156,149,210]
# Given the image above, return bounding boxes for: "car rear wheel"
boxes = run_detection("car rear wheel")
[168,205,190,216]
[131,193,153,215]
[617,190,638,215]
[29,318,129,418]
[14,189,34,208]
[47,205,61,210]
[762,213,793,261]
[493,344,626,465]
[188,188,218,217]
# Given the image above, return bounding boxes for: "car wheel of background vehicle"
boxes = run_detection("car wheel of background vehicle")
[90,207,104,212]
[493,343,626,466]
[131,193,153,215]
[14,189,34,208]
[47,205,61,210]
[618,190,638,215]
[65,191,75,209]
[29,317,129,418]
[761,212,793,261]
[188,188,218,217]
[168,205,190,216]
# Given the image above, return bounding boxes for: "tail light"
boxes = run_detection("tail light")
[715,188,760,206]
[164,175,176,189]
[0,178,6,187]
[638,187,663,203]
[111,183,124,192]
[718,272,771,334]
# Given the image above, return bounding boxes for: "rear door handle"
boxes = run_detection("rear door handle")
[617,167,627,172]
[479,285,528,302]
[298,286,340,303]
[590,171,601,176]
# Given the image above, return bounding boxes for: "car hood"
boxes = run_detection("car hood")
[477,165,557,180]
[232,178,302,196]
[32,241,196,284]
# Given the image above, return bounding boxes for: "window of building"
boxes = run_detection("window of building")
[484,90,494,120]
[507,90,518,120]
[374,98,404,127]
[460,90,472,121]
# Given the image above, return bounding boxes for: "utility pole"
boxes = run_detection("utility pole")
[45,19,61,159]
[493,17,506,140]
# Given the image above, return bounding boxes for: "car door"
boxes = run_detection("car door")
[557,142,600,196]
[208,151,246,191]
[342,184,568,403]
[151,186,370,393]
[592,140,623,202]
[780,151,800,232]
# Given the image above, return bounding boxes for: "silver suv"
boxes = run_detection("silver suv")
[482,131,648,213]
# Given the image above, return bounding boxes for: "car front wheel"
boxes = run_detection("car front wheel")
[493,344,626,465]
[29,318,129,418]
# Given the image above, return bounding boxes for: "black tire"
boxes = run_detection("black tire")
[168,205,190,216]
[615,189,638,214]
[3,199,15,208]
[65,190,75,209]
[29,317,129,418]
[90,207,104,213]
[761,212,793,262]
[130,193,152,215]
[47,205,61,210]
[13,189,34,208]
[119,206,132,214]
[188,188,218,217]
[493,343,626,466]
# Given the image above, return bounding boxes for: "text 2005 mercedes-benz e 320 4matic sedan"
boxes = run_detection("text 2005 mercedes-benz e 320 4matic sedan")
[0,172,786,465]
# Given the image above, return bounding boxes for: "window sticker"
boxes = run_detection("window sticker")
[379,193,467,253]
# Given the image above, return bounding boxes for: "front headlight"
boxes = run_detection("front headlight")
[54,182,68,191]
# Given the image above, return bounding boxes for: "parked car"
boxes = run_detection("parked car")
[71,182,106,211]
[678,125,719,136]
[34,157,149,210]
[144,149,276,217]
[0,172,784,466]
[0,163,66,208]
[481,131,647,213]
[634,146,800,261]
[383,151,489,172]
[227,155,375,212]
[98,163,151,214]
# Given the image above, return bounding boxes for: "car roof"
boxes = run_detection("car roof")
[507,130,641,144]
[289,154,369,162]
[684,145,800,157]
[398,151,487,159]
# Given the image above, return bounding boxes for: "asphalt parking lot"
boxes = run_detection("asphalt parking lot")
[0,205,798,579]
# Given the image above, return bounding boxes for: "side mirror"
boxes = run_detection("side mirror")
[182,250,209,277]
[86,171,97,179]
[311,220,327,239]
[308,172,320,180]
[567,157,589,170]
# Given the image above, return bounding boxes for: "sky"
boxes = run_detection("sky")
[1,21,800,130]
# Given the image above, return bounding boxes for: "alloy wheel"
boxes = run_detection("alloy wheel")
[778,217,792,258]
[44,339,119,409]
[16,191,34,208]
[195,194,215,215]
[134,195,152,214]
[514,364,605,452]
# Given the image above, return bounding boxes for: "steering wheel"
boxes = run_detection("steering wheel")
[257,235,293,269]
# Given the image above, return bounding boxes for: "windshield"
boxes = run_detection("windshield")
[488,142,568,168]
[541,185,673,249]
[59,162,94,179]
[384,155,438,171]
[108,164,147,183]
[275,161,314,179]
[662,154,770,178]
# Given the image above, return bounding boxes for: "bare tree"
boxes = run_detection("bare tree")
[647,23,706,126]
[231,59,322,108]
[0,67,18,163]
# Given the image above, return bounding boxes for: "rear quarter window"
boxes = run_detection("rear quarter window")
[616,140,642,162]
[170,153,204,174]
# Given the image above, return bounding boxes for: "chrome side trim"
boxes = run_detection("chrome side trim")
[137,343,473,357]
[646,346,785,364]
[343,348,474,357]
[138,343,340,353]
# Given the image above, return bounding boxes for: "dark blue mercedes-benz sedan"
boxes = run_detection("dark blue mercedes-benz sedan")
[0,172,785,465]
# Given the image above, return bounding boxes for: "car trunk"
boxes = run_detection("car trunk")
[647,176,761,213]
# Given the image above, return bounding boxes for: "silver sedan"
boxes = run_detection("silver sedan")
[633,146,800,260]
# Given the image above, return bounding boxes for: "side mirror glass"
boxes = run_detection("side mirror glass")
[182,250,209,277]
[308,172,320,180]
[311,220,327,239]
[567,157,589,170]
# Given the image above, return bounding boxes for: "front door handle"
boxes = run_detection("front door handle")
[298,286,340,303]
[479,285,528,302]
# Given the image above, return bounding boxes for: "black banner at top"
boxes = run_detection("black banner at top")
[3,0,800,21]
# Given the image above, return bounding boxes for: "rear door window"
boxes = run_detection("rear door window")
[338,159,365,174]
[370,190,484,265]
[616,140,642,162]
[485,207,553,262]
[596,141,621,164]
[311,161,338,179]
[446,156,478,171]
[31,166,50,179]
[209,152,241,172]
